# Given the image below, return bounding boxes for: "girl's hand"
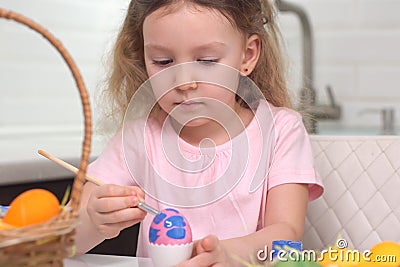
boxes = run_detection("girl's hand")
[86,184,146,239]
[177,235,234,267]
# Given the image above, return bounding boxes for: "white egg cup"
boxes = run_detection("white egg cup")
[149,242,193,267]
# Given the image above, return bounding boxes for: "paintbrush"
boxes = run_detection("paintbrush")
[38,149,160,215]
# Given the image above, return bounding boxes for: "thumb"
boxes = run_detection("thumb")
[197,235,219,254]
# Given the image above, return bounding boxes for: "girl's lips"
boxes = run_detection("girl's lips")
[174,100,204,111]
[181,100,198,105]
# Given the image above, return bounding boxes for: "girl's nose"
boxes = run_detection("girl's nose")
[174,63,198,91]
[176,81,198,91]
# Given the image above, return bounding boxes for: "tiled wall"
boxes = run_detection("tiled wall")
[1,0,399,138]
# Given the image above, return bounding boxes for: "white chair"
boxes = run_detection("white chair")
[304,135,400,251]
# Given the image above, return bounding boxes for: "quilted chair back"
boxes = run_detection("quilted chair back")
[304,135,400,251]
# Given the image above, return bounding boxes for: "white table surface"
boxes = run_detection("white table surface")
[64,254,153,267]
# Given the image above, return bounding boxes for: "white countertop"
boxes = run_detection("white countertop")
[65,254,153,267]
[0,130,103,186]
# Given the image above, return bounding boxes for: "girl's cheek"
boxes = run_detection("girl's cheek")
[155,94,173,113]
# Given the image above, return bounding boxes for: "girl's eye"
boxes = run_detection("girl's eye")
[197,59,218,65]
[153,59,173,66]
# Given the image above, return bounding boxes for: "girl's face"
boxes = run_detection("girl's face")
[143,3,256,127]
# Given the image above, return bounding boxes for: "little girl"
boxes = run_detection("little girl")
[75,0,323,266]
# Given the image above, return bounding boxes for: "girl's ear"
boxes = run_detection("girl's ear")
[241,34,261,76]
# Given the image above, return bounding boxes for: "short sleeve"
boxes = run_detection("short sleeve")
[267,108,324,201]
[87,130,135,186]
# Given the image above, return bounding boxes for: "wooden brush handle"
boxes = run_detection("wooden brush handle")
[38,150,103,186]
[38,150,160,215]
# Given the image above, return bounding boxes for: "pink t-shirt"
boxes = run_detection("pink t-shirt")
[88,101,323,257]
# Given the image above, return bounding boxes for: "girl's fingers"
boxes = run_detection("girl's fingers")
[92,195,139,213]
[194,235,219,256]
[85,184,147,240]
[94,184,138,199]
[96,216,143,239]
[97,206,146,224]
[199,235,219,252]
[179,235,222,267]
[103,216,143,231]
[90,184,146,213]
[129,186,146,199]
[108,220,137,231]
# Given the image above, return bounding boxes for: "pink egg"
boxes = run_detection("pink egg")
[149,208,192,245]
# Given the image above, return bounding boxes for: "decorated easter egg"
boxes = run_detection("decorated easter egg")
[148,208,193,267]
[149,208,192,245]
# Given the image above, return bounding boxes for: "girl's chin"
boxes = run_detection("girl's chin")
[179,118,212,128]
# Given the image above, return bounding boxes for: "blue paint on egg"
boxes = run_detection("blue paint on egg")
[149,227,160,243]
[149,208,192,245]
[166,228,186,240]
[153,212,167,225]
[164,215,186,228]
[165,208,179,214]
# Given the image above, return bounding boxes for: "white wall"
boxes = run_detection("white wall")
[0,0,399,145]
[0,0,129,129]
[0,0,130,160]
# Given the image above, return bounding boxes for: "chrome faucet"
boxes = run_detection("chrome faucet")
[359,107,396,135]
[276,0,341,133]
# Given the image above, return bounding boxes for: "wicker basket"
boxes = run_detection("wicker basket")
[0,8,92,267]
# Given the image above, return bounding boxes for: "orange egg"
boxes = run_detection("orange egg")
[368,241,400,267]
[3,189,61,227]
[0,219,15,230]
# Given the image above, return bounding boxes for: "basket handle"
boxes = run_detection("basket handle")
[0,8,92,213]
